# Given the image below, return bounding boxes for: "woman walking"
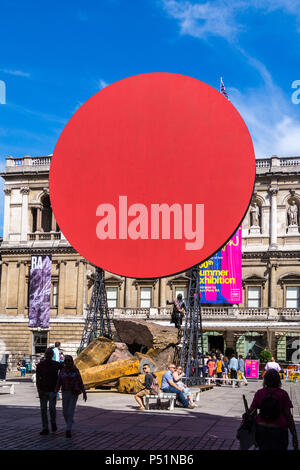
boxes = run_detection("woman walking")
[55,355,87,437]
[249,369,298,450]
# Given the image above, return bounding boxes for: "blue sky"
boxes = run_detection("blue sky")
[0,0,300,234]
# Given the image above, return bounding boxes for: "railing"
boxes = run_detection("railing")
[280,157,300,166]
[7,156,52,168]
[32,157,51,165]
[106,306,291,321]
[256,156,300,169]
[256,159,271,168]
[28,232,61,241]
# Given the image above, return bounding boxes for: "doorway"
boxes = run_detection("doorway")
[208,335,224,353]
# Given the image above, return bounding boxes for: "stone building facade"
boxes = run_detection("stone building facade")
[0,154,300,367]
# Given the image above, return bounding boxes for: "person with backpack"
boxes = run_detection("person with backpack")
[249,369,298,450]
[135,364,158,410]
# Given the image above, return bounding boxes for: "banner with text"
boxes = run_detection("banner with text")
[199,227,242,304]
[245,360,259,379]
[28,255,52,328]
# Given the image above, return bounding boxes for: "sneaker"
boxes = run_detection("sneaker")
[66,431,72,438]
[51,424,57,432]
[187,404,195,409]
[40,429,49,435]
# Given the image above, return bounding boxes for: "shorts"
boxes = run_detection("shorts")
[136,389,150,398]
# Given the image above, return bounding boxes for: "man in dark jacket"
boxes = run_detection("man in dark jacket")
[167,293,186,332]
[36,348,62,435]
[134,364,155,410]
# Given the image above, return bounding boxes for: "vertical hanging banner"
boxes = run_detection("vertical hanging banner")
[199,227,242,304]
[28,255,52,328]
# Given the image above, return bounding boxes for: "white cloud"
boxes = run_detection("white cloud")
[162,0,300,41]
[230,80,300,157]
[0,69,30,78]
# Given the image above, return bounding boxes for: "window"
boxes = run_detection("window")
[140,287,152,308]
[107,287,118,308]
[51,282,59,307]
[175,287,187,303]
[33,332,48,354]
[247,286,261,308]
[286,287,300,308]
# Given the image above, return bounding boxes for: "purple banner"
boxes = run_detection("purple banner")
[28,255,52,328]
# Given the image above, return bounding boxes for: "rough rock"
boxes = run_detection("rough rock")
[118,370,166,394]
[134,352,157,373]
[74,337,115,371]
[80,357,140,389]
[107,342,133,364]
[113,319,179,351]
[147,346,177,370]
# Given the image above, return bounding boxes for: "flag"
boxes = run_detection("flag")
[220,77,229,99]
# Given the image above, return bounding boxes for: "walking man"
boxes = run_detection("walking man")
[161,364,194,409]
[229,354,239,387]
[238,355,248,385]
[36,348,62,435]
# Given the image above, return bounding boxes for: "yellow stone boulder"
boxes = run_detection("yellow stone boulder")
[118,370,166,394]
[80,357,140,389]
[74,337,115,371]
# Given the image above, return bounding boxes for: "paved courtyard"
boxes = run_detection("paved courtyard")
[1,378,300,450]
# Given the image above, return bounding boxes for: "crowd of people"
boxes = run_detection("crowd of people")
[203,352,248,387]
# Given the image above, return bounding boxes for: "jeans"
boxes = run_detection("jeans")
[162,385,190,407]
[40,391,57,430]
[62,391,78,431]
[255,425,289,450]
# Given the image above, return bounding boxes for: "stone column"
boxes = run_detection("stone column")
[51,210,56,231]
[58,261,66,315]
[159,277,167,307]
[0,261,8,311]
[36,206,42,231]
[20,187,30,241]
[76,260,85,315]
[270,262,278,308]
[3,188,11,241]
[269,187,278,249]
[17,261,27,314]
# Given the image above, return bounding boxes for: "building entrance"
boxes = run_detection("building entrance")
[208,335,224,353]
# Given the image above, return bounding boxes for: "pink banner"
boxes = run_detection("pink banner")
[245,360,259,379]
[199,227,242,303]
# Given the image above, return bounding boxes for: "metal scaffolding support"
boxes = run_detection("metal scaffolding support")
[78,267,112,353]
[180,264,205,385]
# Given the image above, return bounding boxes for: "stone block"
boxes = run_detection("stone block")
[74,337,115,371]
[118,370,166,394]
[107,342,133,363]
[80,357,140,389]
[113,318,179,350]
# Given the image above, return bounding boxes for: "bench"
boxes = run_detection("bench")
[144,393,177,411]
[0,382,15,394]
[205,377,245,388]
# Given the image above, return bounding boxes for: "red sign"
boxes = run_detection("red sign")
[50,73,255,278]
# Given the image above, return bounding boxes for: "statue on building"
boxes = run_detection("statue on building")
[250,202,260,227]
[288,201,298,226]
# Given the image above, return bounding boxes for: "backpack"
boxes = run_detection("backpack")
[259,390,280,421]
[149,374,160,395]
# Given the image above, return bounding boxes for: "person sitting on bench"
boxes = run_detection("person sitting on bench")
[172,365,195,406]
[161,364,194,409]
[135,364,156,411]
